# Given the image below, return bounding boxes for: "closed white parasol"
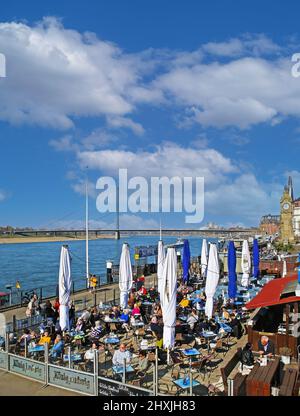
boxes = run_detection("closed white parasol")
[119,243,133,309]
[58,245,72,332]
[241,240,251,287]
[161,247,177,349]
[204,244,220,319]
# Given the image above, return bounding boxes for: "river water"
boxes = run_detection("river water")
[0,235,217,292]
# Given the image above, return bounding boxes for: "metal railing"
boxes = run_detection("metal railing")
[0,341,155,396]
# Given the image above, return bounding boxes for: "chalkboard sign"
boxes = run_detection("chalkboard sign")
[48,365,95,395]
[98,376,153,396]
[9,355,45,382]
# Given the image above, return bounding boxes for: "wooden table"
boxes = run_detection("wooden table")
[246,357,280,396]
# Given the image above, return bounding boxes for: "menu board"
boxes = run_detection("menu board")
[98,377,153,396]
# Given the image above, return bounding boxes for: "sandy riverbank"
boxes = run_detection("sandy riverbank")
[0,235,115,245]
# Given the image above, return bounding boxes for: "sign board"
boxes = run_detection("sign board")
[0,351,8,370]
[9,355,45,381]
[48,365,95,395]
[135,245,158,259]
[98,376,153,396]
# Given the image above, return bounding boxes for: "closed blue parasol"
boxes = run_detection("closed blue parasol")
[253,239,260,279]
[182,239,191,284]
[228,241,237,299]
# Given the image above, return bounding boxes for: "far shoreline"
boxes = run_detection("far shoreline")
[0,235,115,245]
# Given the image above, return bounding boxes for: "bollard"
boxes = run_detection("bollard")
[106,261,113,284]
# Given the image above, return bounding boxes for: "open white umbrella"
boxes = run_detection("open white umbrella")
[157,240,165,297]
[58,245,72,331]
[201,239,208,278]
[241,240,251,287]
[119,243,133,309]
[204,244,219,319]
[161,247,177,349]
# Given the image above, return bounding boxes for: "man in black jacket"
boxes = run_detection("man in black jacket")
[257,336,275,357]
[240,342,255,368]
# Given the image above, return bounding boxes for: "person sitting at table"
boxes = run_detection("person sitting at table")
[80,308,91,324]
[17,328,31,350]
[257,336,275,357]
[240,342,254,371]
[153,303,162,318]
[128,292,136,309]
[135,351,149,377]
[69,301,76,329]
[179,295,190,309]
[49,334,64,360]
[187,309,199,331]
[148,287,156,300]
[90,321,103,342]
[38,330,51,346]
[75,317,86,333]
[229,314,243,339]
[112,343,131,367]
[221,307,231,321]
[120,309,130,333]
[208,319,220,333]
[150,316,163,337]
[111,305,121,319]
[132,303,141,316]
[195,318,209,335]
[138,285,147,296]
[84,342,98,372]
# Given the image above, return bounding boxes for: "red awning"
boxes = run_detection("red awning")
[245,274,300,309]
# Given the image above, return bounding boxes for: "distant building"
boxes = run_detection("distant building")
[260,214,280,235]
[293,198,300,237]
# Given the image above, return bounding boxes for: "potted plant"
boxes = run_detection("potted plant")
[279,347,292,364]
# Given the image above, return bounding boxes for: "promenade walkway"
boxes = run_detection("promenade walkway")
[0,369,81,396]
[2,273,157,325]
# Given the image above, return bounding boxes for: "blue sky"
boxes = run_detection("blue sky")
[1,0,300,229]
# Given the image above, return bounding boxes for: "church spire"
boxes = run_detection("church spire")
[288,176,294,201]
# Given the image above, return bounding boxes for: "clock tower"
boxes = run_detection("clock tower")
[279,186,295,244]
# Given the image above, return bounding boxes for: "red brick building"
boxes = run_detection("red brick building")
[260,214,280,235]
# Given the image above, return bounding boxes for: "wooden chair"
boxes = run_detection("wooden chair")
[191,355,211,380]
[170,351,186,377]
[220,348,242,395]
[195,336,208,350]
[210,338,227,358]
[175,333,184,345]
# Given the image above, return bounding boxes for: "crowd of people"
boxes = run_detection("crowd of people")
[7,271,255,388]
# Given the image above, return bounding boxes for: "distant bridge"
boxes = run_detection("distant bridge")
[4,228,259,239]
